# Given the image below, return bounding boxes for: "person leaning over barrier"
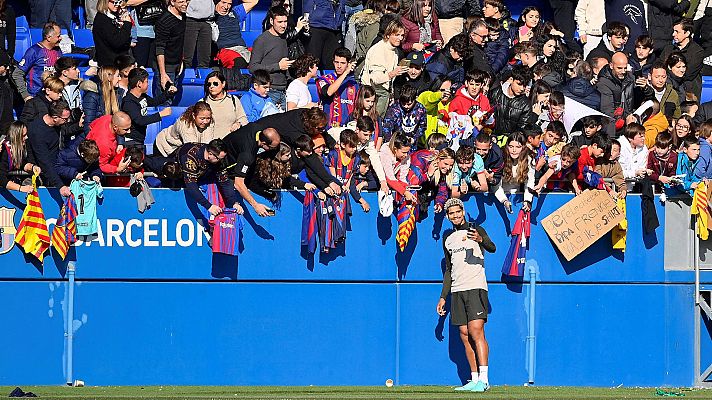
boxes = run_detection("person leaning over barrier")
[437,197,496,393]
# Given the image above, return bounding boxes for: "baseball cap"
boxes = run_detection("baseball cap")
[54,56,80,73]
[405,51,425,67]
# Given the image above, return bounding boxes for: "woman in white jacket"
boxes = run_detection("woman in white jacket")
[494,132,535,214]
[574,0,606,59]
[154,102,217,157]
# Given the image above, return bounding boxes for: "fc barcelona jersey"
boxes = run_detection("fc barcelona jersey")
[70,180,103,236]
[212,209,242,256]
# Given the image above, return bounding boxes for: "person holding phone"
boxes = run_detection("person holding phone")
[437,197,496,392]
[92,0,133,67]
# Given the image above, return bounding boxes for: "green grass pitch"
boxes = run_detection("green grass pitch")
[1,385,710,400]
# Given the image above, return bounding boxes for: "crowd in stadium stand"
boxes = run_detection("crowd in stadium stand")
[0,0,712,220]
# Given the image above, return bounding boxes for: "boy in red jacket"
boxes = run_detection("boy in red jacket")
[448,69,493,130]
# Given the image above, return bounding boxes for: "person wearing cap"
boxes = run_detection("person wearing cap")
[437,197,495,393]
[393,51,432,100]
[54,56,82,111]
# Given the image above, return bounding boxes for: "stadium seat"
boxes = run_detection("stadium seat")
[14,16,31,61]
[197,68,216,79]
[242,31,261,48]
[308,78,319,102]
[702,77,712,104]
[72,28,94,49]
[160,106,188,130]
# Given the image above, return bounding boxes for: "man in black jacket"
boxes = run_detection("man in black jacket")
[121,68,174,145]
[434,0,481,44]
[488,65,535,144]
[27,100,72,196]
[465,18,494,76]
[648,0,690,53]
[596,52,635,137]
[586,21,629,63]
[426,33,472,89]
[660,18,705,100]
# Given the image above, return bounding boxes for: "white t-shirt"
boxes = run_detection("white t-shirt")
[285,79,312,108]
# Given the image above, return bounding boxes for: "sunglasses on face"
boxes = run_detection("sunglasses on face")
[208,81,221,87]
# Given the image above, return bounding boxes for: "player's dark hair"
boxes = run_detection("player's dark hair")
[295,134,314,153]
[333,47,352,61]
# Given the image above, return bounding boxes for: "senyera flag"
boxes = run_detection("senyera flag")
[14,174,50,263]
[51,194,78,260]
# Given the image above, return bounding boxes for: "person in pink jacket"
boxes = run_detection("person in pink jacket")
[400,0,443,53]
[86,112,132,174]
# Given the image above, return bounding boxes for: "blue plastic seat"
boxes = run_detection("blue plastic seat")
[72,28,93,49]
[702,76,712,104]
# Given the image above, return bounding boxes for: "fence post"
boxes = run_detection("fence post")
[65,261,76,386]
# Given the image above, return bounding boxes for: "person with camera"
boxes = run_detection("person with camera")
[121,67,174,146]
[92,0,133,67]
[154,0,189,104]
[437,197,496,393]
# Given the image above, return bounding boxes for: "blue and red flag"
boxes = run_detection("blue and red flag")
[582,166,609,192]
[301,191,319,254]
[502,210,531,277]
[51,194,78,260]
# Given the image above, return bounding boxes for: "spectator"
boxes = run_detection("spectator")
[449,69,492,130]
[694,122,712,179]
[286,53,319,111]
[379,133,414,200]
[18,22,62,98]
[249,141,316,199]
[433,0,480,45]
[316,47,360,128]
[483,17,510,74]
[629,35,656,77]
[642,62,681,119]
[482,0,516,43]
[488,65,535,144]
[393,51,431,100]
[203,71,248,137]
[26,99,72,195]
[382,84,428,149]
[361,19,407,115]
[0,50,14,134]
[618,122,649,181]
[214,0,260,64]
[240,69,278,123]
[664,52,688,106]
[114,54,137,94]
[513,6,541,44]
[648,0,691,53]
[529,80,552,120]
[474,132,504,188]
[121,68,173,146]
[426,33,471,90]
[222,125,281,216]
[81,66,124,133]
[661,18,705,100]
[20,76,64,125]
[570,116,604,148]
[596,52,634,137]
[155,102,217,157]
[449,144,488,198]
[536,33,567,82]
[178,139,244,216]
[250,6,293,110]
[672,115,695,150]
[559,60,601,110]
[154,0,189,102]
[54,57,82,111]
[86,112,133,174]
[596,139,626,197]
[417,78,453,142]
[401,0,443,53]
[537,142,581,193]
[548,0,580,52]
[304,0,346,70]
[350,0,385,77]
[326,129,371,212]
[183,0,214,68]
[575,133,612,187]
[349,85,382,146]
[586,21,628,63]
[0,0,16,58]
[575,0,605,59]
[29,0,71,34]
[92,0,133,67]
[494,132,534,213]
[409,147,455,213]
[643,99,671,149]
[0,121,40,193]
[671,136,701,196]
[646,131,677,191]
[262,0,311,61]
[55,139,102,185]
[353,150,379,192]
[464,18,493,75]
[130,0,160,68]
[536,90,565,130]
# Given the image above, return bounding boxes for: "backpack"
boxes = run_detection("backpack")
[219,65,251,92]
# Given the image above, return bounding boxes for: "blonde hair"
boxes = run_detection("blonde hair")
[99,66,120,115]
[6,121,27,169]
[42,75,65,93]
[431,148,455,184]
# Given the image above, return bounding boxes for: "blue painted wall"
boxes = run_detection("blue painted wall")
[0,188,710,386]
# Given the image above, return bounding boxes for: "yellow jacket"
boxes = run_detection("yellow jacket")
[417,90,450,144]
[643,112,669,149]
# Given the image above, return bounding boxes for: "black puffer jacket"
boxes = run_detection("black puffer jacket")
[434,0,481,20]
[488,83,535,138]
[559,77,601,110]
[595,64,634,136]
[647,0,690,52]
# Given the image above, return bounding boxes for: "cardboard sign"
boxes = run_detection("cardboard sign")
[542,190,625,261]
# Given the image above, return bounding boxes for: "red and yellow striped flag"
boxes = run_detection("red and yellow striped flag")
[14,175,50,262]
[691,181,710,240]
[51,194,77,260]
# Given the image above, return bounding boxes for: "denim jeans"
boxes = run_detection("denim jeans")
[153,64,184,106]
[29,0,72,33]
[268,89,286,111]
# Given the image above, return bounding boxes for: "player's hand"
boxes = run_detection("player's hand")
[618,189,627,199]
[75,172,85,180]
[329,182,342,196]
[659,176,671,184]
[253,202,271,217]
[404,191,417,203]
[117,156,131,173]
[160,74,171,91]
[380,182,389,193]
[360,199,370,213]
[159,107,172,117]
[60,186,71,197]
[467,228,482,242]
[232,203,245,215]
[134,172,144,180]
[436,298,446,316]
[317,191,327,201]
[208,204,223,216]
[279,58,294,71]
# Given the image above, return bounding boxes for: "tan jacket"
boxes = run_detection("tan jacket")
[595,161,626,193]
[204,94,248,139]
[155,119,218,156]
[361,40,398,91]
[575,0,606,36]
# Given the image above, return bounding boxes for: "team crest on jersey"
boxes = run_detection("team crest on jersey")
[0,207,17,255]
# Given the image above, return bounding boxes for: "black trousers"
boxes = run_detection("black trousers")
[305,27,341,70]
[549,0,582,54]
[183,18,213,68]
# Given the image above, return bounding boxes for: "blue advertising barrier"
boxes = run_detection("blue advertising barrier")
[0,188,710,386]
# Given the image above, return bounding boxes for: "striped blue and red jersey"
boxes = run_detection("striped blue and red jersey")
[212,209,241,256]
[18,44,62,96]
